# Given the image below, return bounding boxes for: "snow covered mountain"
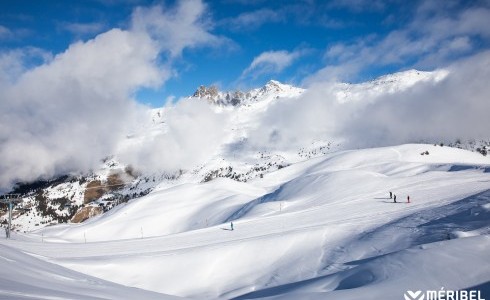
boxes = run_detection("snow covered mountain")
[2,69,488,233]
[0,68,489,299]
[332,69,449,102]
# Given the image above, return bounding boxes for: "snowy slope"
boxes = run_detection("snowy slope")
[238,235,490,300]
[2,144,489,299]
[0,243,180,299]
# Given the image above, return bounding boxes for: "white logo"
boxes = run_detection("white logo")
[404,290,424,300]
[404,288,485,300]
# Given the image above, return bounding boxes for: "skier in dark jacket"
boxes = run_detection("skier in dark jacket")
[231,222,234,231]
[389,191,392,199]
[393,194,397,203]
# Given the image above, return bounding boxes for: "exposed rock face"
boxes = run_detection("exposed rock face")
[71,206,103,223]
[84,181,105,204]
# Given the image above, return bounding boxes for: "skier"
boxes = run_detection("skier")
[231,222,234,231]
[389,191,392,199]
[407,195,410,203]
[393,194,397,203]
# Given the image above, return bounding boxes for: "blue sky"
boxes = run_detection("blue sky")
[1,0,489,107]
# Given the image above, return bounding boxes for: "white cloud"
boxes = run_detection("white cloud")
[0,0,225,190]
[241,49,306,80]
[225,8,284,31]
[119,98,228,173]
[131,0,227,58]
[61,22,106,36]
[340,52,490,147]
[0,47,53,87]
[0,25,12,39]
[247,51,490,151]
[0,29,161,190]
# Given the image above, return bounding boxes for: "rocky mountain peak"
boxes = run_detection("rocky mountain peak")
[261,80,283,92]
[191,80,304,107]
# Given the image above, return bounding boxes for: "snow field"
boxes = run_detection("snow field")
[1,144,489,299]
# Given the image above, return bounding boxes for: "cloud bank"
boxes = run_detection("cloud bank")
[119,98,228,174]
[0,0,223,191]
[341,52,490,148]
[247,51,490,151]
